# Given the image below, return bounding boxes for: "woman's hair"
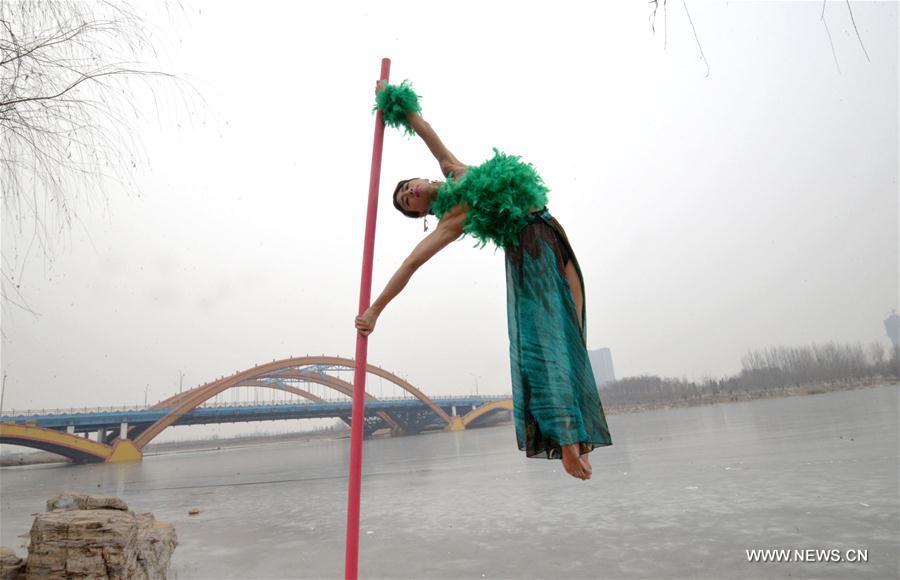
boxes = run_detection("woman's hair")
[393,178,423,218]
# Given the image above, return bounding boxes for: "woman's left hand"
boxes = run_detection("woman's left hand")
[355,307,379,336]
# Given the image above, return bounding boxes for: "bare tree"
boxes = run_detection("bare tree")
[603,339,896,407]
[647,0,872,77]
[0,0,199,319]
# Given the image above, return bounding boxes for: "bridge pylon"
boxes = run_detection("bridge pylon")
[446,416,465,432]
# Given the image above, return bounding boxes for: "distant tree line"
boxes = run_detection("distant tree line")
[602,341,899,407]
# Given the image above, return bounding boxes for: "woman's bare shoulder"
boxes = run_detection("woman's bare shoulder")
[438,203,469,234]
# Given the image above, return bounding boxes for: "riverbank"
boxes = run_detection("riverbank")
[2,377,895,467]
[0,428,348,467]
[605,375,896,414]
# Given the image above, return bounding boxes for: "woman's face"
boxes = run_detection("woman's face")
[396,178,438,217]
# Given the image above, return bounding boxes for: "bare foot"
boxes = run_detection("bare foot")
[579,452,592,476]
[561,443,589,480]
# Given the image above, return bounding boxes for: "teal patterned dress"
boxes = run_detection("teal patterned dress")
[431,150,613,458]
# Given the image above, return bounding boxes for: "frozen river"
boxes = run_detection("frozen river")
[1,383,897,579]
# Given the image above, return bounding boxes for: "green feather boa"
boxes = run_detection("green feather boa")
[373,80,421,136]
[430,148,550,250]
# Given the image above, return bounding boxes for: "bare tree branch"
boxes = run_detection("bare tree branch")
[680,0,709,78]
[0,0,203,321]
[821,1,842,74]
[844,0,871,63]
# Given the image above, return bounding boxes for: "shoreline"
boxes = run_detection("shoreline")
[2,377,895,467]
[602,376,895,414]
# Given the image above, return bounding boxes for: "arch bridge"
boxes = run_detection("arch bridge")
[1,356,512,463]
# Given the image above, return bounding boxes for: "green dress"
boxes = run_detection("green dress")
[431,150,613,458]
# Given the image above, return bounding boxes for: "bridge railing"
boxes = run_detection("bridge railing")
[0,394,510,418]
[1,404,152,417]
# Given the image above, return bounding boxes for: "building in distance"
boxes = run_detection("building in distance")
[589,348,616,390]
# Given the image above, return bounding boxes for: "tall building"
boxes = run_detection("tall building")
[885,310,899,348]
[588,348,616,389]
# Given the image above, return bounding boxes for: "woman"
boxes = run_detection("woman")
[355,81,612,481]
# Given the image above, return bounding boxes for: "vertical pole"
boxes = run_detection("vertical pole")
[345,57,390,580]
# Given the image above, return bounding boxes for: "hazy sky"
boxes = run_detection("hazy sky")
[1,1,897,416]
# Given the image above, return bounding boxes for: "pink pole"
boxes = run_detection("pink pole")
[345,57,390,580]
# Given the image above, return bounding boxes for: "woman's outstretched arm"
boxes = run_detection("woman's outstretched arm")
[405,112,467,179]
[375,81,466,179]
[355,211,466,336]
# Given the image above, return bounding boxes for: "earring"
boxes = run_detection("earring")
[423,215,429,232]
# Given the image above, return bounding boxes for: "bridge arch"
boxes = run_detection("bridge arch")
[120,375,400,442]
[134,356,449,448]
[250,372,402,432]
[460,399,513,428]
[153,379,325,409]
[143,372,401,437]
[0,423,141,464]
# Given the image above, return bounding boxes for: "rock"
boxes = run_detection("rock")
[46,492,129,512]
[188,508,200,516]
[0,547,25,580]
[134,514,178,578]
[21,493,177,579]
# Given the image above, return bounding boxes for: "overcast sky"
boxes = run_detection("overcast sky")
[1,1,897,420]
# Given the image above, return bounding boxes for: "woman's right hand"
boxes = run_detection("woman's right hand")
[355,307,379,337]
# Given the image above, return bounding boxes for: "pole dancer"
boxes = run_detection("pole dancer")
[355,80,612,481]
